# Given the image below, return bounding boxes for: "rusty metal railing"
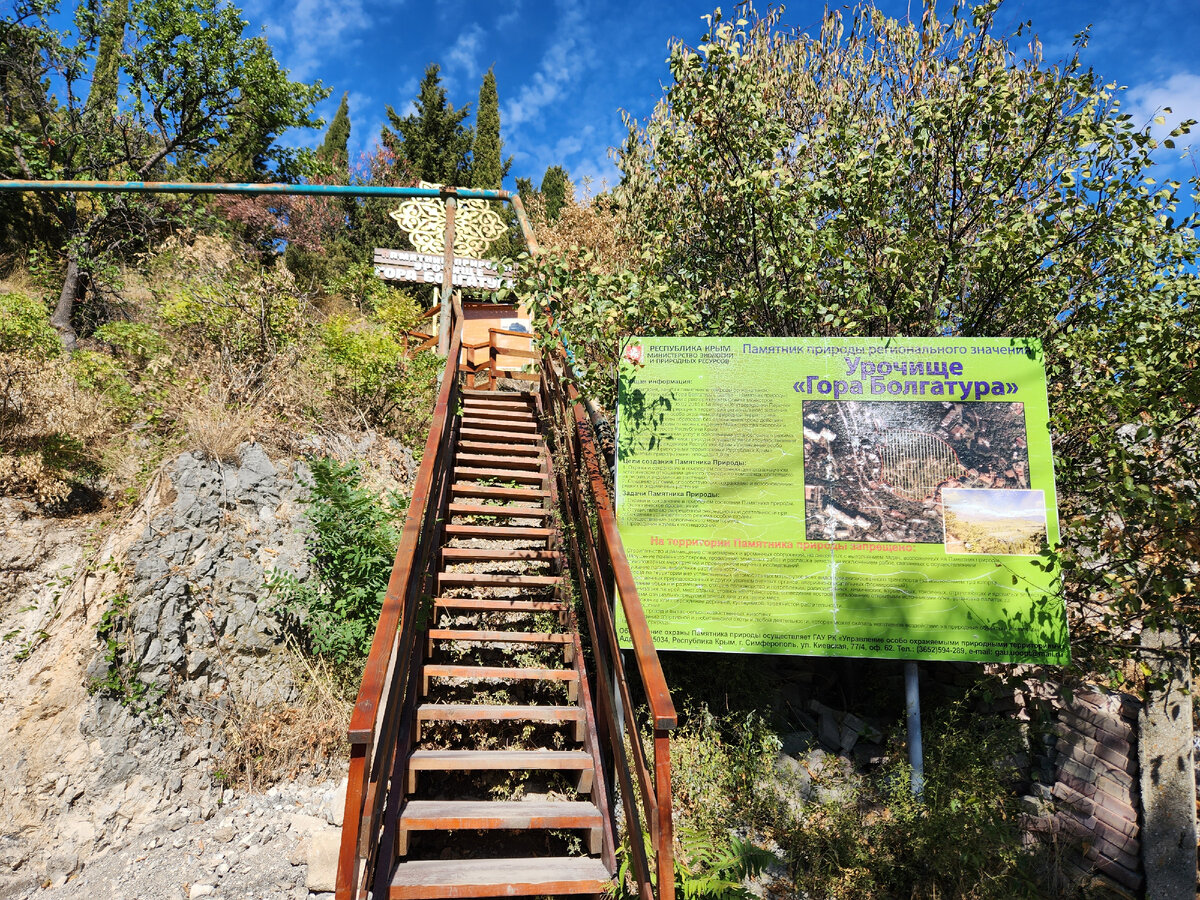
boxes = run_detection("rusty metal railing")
[540,359,678,900]
[335,297,463,900]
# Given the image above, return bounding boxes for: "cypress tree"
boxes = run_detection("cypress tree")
[318,92,351,171]
[472,66,510,189]
[540,165,571,221]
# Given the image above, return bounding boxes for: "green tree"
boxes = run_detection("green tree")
[318,91,352,172]
[471,66,511,189]
[539,164,570,221]
[517,1,1200,673]
[0,0,328,347]
[382,63,472,185]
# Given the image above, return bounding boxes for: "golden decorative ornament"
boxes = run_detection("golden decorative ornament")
[389,182,507,257]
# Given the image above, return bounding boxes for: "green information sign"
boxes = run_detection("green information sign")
[615,337,1067,664]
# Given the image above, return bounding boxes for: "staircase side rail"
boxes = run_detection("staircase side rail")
[336,303,464,900]
[540,358,677,900]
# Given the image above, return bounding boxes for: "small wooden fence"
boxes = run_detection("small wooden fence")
[460,323,541,390]
[336,304,678,900]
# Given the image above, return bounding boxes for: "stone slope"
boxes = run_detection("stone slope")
[0,439,409,898]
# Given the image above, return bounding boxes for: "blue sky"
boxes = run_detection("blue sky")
[240,0,1200,193]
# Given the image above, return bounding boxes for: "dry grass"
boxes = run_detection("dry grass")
[0,356,118,506]
[217,646,353,790]
[179,388,260,462]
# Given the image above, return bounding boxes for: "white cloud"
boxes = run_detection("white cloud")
[1125,72,1200,151]
[246,0,372,82]
[241,0,372,82]
[496,1,523,30]
[391,75,420,117]
[502,0,589,128]
[446,25,485,80]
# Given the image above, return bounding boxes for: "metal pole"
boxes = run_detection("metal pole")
[439,195,457,358]
[904,661,924,799]
[0,179,511,201]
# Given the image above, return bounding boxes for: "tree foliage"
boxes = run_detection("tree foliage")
[269,456,404,665]
[539,165,571,221]
[515,0,1200,671]
[318,92,352,173]
[0,0,328,346]
[383,63,472,185]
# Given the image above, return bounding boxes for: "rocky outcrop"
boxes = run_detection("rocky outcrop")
[0,439,400,898]
[91,445,312,714]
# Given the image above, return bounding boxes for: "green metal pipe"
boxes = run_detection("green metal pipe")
[0,179,511,201]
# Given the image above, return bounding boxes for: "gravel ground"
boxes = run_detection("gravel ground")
[10,778,347,900]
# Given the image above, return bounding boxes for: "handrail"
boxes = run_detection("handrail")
[540,357,677,900]
[567,382,676,730]
[336,298,463,900]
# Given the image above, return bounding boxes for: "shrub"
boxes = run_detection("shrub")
[317,314,412,426]
[158,267,307,369]
[0,291,59,359]
[669,704,783,837]
[94,321,168,365]
[268,456,405,667]
[68,350,138,418]
[782,704,1041,900]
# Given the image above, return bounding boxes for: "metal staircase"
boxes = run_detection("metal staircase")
[336,301,677,900]
[389,386,613,897]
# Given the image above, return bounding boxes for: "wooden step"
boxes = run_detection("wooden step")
[460,417,537,433]
[434,597,566,614]
[455,453,543,471]
[428,630,574,663]
[407,749,594,793]
[397,800,601,854]
[400,798,599,830]
[441,547,559,563]
[462,399,533,411]
[462,388,534,400]
[428,629,572,643]
[447,502,550,520]
[457,440,541,456]
[454,467,545,485]
[460,428,541,443]
[459,409,536,423]
[422,664,578,700]
[438,572,561,588]
[415,704,585,740]
[451,484,548,502]
[390,855,611,899]
[442,524,552,540]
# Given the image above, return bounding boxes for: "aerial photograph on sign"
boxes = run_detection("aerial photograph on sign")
[801,399,1031,543]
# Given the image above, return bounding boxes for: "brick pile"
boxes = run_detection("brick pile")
[1018,686,1142,896]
